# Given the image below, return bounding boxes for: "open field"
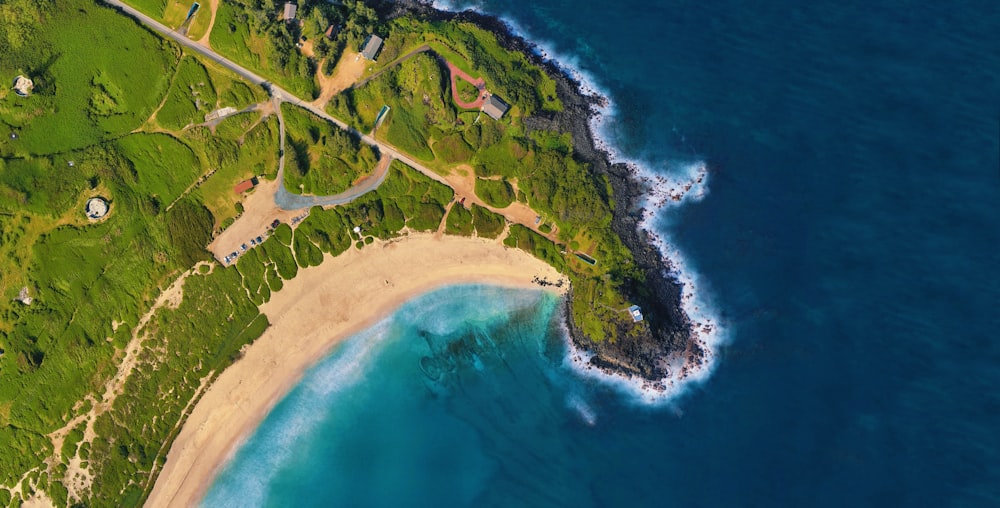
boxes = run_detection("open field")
[0,0,176,156]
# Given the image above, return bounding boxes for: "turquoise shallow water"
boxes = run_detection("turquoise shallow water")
[202,285,599,507]
[203,0,1000,505]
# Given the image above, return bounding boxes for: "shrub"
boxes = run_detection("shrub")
[293,230,324,267]
[471,204,504,238]
[474,178,515,208]
[444,204,474,236]
[166,198,214,267]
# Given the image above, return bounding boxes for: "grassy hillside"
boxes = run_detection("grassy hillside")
[0,0,176,156]
[281,104,379,195]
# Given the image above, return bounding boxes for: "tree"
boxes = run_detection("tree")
[303,7,329,39]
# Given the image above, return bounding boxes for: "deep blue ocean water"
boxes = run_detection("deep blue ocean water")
[203,0,1000,506]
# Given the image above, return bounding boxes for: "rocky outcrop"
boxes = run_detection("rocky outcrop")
[373,0,696,381]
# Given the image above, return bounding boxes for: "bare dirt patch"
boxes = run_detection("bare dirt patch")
[312,52,367,109]
[195,0,220,46]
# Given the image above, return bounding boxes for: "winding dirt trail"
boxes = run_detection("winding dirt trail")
[195,0,219,47]
[42,262,208,502]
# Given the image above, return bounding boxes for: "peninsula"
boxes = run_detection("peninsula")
[0,0,701,505]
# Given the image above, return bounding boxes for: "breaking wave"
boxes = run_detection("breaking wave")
[432,0,729,405]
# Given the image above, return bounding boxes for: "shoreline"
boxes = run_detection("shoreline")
[385,0,719,388]
[145,233,565,507]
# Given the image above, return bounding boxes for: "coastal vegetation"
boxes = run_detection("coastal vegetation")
[0,0,658,505]
[327,15,643,351]
[281,104,379,195]
[0,0,175,156]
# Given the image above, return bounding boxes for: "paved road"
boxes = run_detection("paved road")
[104,0,453,207]
[274,155,393,209]
[104,0,270,88]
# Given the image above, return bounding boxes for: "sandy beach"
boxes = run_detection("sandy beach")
[145,233,566,507]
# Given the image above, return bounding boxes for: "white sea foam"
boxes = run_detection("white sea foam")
[201,321,394,507]
[428,0,728,405]
[566,393,597,426]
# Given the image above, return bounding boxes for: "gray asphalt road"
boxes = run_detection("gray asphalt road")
[103,0,452,209]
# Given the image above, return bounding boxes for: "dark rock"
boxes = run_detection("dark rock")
[373,0,696,381]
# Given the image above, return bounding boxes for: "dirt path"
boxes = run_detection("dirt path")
[440,167,556,241]
[312,51,367,109]
[195,0,219,47]
[446,60,489,109]
[41,264,203,503]
[207,177,301,262]
[353,44,431,89]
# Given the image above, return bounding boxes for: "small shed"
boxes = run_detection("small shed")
[283,2,297,21]
[324,24,337,39]
[482,94,510,120]
[361,34,384,61]
[234,177,259,194]
[628,305,644,322]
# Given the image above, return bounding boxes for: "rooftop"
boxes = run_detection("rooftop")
[283,2,297,21]
[361,34,384,61]
[482,94,510,120]
[234,177,258,194]
[86,197,109,220]
[628,305,643,322]
[12,75,33,97]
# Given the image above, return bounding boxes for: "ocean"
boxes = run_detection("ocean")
[202,0,1000,506]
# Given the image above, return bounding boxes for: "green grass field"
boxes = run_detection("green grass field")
[281,104,379,195]
[156,56,218,130]
[0,0,177,157]
[208,0,319,99]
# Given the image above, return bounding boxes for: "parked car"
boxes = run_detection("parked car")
[250,239,257,246]
[241,243,248,251]
[256,236,264,244]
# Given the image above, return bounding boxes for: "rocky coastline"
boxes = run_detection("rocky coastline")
[374,0,702,383]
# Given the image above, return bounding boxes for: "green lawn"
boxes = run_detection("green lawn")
[157,56,218,130]
[0,0,176,157]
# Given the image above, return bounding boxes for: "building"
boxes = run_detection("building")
[86,197,109,220]
[282,2,297,22]
[482,94,510,120]
[361,34,384,61]
[628,305,644,322]
[234,177,259,194]
[324,24,338,39]
[12,75,33,97]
